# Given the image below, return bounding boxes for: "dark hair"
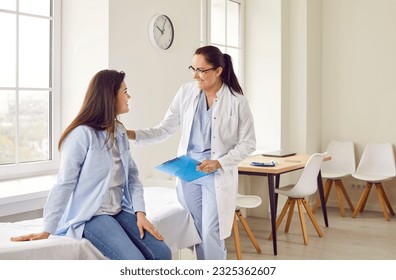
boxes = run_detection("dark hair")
[58,69,126,150]
[194,45,243,95]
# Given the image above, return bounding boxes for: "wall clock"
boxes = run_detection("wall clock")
[148,14,174,50]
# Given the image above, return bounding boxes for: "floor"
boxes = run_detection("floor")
[224,207,396,260]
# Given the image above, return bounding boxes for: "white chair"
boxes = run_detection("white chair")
[269,153,326,245]
[352,142,395,221]
[312,141,356,216]
[232,193,262,260]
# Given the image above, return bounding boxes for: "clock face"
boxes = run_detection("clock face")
[149,14,174,50]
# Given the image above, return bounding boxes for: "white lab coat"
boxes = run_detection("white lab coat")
[135,82,256,239]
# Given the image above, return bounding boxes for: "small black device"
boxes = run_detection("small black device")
[250,161,276,167]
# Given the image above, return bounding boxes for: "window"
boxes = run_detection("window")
[201,0,244,86]
[0,0,61,180]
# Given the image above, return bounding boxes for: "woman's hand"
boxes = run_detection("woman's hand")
[197,160,222,174]
[10,232,50,242]
[136,212,164,241]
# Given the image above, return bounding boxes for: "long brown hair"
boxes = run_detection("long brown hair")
[58,70,126,150]
[194,45,243,95]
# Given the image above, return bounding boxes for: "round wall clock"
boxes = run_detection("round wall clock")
[148,14,174,50]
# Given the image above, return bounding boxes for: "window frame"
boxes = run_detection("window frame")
[0,0,61,180]
[201,0,245,87]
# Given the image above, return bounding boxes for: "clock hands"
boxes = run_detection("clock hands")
[155,24,164,35]
[162,17,167,32]
[155,17,169,37]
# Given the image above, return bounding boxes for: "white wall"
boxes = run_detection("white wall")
[244,0,323,218]
[281,0,322,191]
[245,0,282,152]
[322,0,396,150]
[61,0,109,129]
[245,0,396,215]
[284,0,322,155]
[61,0,200,180]
[108,0,201,180]
[244,0,282,218]
[321,0,396,210]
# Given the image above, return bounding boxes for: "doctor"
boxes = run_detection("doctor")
[127,45,256,260]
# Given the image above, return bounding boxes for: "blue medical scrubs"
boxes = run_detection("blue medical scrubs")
[182,91,227,260]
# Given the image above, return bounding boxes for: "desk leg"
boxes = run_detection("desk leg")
[274,174,280,213]
[317,171,329,227]
[268,174,277,255]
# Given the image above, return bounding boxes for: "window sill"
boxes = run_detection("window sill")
[0,176,175,220]
[0,174,57,218]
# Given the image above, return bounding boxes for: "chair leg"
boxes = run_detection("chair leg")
[352,183,372,218]
[284,199,296,233]
[302,198,324,237]
[312,179,332,213]
[360,182,372,212]
[268,198,291,240]
[334,180,346,217]
[297,199,309,245]
[338,180,355,212]
[375,186,390,221]
[375,183,395,216]
[232,212,242,260]
[235,210,262,253]
[374,183,394,221]
[314,179,355,217]
[270,198,323,245]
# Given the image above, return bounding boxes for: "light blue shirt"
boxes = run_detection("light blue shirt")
[187,91,213,162]
[43,124,145,240]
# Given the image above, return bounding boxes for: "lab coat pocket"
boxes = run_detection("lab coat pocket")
[215,168,233,192]
[218,115,238,146]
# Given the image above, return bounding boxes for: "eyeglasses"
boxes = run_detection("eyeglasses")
[188,66,216,76]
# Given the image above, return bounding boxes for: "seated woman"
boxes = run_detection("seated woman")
[11,70,172,260]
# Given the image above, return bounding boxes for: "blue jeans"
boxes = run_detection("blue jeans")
[83,210,172,260]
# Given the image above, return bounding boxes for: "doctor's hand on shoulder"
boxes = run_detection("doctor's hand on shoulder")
[127,130,136,140]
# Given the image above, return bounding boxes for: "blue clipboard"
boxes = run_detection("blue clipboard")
[156,155,215,182]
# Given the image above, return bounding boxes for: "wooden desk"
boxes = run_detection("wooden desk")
[238,154,331,255]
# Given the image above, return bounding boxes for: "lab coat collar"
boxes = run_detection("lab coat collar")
[199,82,226,99]
[215,83,226,98]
